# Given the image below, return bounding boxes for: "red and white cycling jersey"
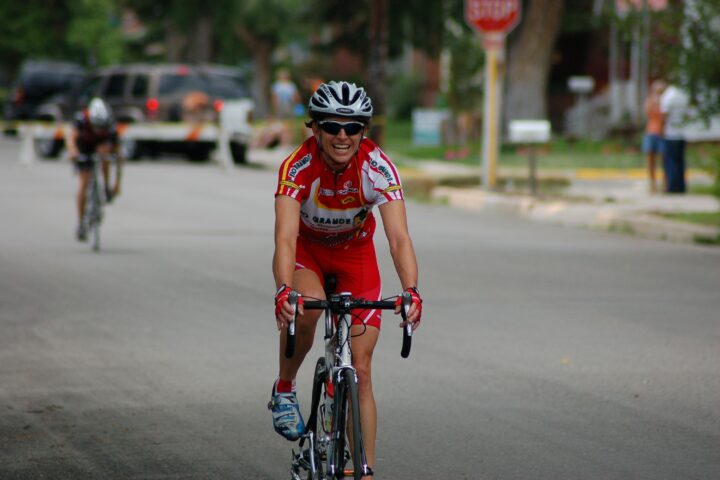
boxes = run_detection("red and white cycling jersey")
[275,136,404,246]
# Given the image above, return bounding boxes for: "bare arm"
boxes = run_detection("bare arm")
[379,200,421,325]
[379,200,418,290]
[66,128,80,160]
[273,195,301,287]
[273,195,301,327]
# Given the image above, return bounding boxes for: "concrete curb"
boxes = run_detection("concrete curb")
[607,213,719,243]
[432,186,720,244]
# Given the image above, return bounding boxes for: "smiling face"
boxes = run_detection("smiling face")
[312,117,367,171]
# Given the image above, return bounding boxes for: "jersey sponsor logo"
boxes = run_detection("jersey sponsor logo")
[337,180,358,195]
[319,188,335,196]
[377,164,395,185]
[288,154,311,180]
[384,185,402,193]
[353,209,368,228]
[312,216,353,226]
[341,196,356,204]
[280,180,301,190]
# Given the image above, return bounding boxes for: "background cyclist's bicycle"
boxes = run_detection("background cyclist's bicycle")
[78,154,106,252]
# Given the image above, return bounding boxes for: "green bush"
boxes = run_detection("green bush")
[388,73,424,120]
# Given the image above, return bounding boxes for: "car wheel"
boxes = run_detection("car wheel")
[230,142,247,164]
[186,144,212,162]
[34,138,63,159]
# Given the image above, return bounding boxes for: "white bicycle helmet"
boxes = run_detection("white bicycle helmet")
[308,81,373,122]
[88,97,114,130]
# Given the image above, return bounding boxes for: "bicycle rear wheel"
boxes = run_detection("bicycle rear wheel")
[89,184,101,252]
[82,167,103,252]
[309,357,327,478]
[90,209,100,251]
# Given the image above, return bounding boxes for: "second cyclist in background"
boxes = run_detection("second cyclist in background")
[67,97,124,241]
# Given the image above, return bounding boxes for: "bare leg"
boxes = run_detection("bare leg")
[646,152,658,193]
[97,145,112,195]
[278,269,325,383]
[348,324,379,479]
[77,170,91,223]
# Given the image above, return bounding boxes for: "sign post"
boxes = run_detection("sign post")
[465,0,522,189]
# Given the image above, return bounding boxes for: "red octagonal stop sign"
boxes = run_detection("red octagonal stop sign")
[465,0,522,34]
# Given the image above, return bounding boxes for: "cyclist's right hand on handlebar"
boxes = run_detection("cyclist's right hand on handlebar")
[274,284,303,330]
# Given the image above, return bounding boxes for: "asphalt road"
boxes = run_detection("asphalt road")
[1,139,719,480]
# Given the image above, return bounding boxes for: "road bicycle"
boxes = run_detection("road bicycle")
[284,276,413,480]
[79,154,105,252]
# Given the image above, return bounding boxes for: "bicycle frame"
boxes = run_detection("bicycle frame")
[286,290,412,480]
[324,294,366,478]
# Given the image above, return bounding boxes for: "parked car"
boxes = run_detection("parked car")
[36,63,253,162]
[3,60,86,124]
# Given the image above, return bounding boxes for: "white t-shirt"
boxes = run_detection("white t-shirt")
[659,85,690,141]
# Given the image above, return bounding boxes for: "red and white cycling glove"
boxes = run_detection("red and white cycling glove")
[396,287,422,324]
[275,284,303,324]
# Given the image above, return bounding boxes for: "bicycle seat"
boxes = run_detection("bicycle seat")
[323,275,337,296]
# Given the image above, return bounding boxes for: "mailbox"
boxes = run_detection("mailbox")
[508,120,551,144]
[507,119,551,196]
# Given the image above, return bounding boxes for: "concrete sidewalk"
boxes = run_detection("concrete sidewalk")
[249,148,719,244]
[420,160,719,244]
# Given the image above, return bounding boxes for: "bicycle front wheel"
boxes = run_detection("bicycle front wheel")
[333,369,366,480]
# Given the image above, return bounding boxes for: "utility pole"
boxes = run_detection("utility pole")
[368,0,388,145]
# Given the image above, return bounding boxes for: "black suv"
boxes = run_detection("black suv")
[3,60,86,123]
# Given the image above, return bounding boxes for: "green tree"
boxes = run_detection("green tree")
[608,0,720,116]
[121,0,234,62]
[673,0,720,116]
[445,20,484,115]
[230,0,308,118]
[67,0,124,66]
[0,1,76,72]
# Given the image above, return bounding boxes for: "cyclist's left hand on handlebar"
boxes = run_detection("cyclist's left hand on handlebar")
[395,287,422,330]
[274,284,303,330]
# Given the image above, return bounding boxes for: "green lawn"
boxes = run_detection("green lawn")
[660,211,720,226]
[383,119,719,171]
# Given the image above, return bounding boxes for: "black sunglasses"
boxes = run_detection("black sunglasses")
[318,120,365,136]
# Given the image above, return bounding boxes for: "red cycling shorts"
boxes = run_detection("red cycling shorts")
[295,237,383,329]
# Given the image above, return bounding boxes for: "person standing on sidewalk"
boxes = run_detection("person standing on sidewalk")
[642,80,666,193]
[659,84,690,193]
[270,69,301,146]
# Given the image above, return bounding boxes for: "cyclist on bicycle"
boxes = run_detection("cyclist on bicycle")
[270,81,423,477]
[66,97,124,241]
